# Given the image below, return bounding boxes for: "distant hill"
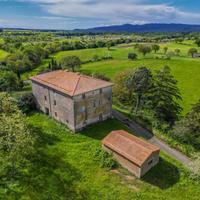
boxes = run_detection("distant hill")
[73,23,200,33]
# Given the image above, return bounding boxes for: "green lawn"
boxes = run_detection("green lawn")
[10,113,199,200]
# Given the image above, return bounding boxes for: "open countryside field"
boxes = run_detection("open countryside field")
[17,112,199,200]
[51,41,200,114]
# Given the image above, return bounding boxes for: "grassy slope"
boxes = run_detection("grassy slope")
[18,113,200,200]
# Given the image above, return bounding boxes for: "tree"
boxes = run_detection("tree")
[175,38,184,43]
[0,93,35,180]
[92,73,110,81]
[125,67,153,114]
[17,92,36,114]
[188,48,198,58]
[128,52,137,60]
[166,51,175,59]
[195,38,200,47]
[172,99,200,148]
[60,56,81,72]
[106,42,112,50]
[151,66,182,126]
[92,54,100,62]
[175,49,181,56]
[152,44,160,53]
[137,45,152,57]
[0,70,20,92]
[113,70,132,105]
[163,47,168,54]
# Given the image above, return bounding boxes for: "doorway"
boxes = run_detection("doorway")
[45,107,49,115]
[99,113,103,121]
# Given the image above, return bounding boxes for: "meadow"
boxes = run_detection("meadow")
[10,112,199,200]
[51,41,200,114]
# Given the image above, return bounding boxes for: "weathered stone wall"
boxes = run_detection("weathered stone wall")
[103,145,141,178]
[140,151,160,177]
[74,86,112,131]
[32,81,75,131]
[103,145,159,178]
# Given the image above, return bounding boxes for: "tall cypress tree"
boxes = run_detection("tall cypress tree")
[126,67,153,114]
[152,65,182,126]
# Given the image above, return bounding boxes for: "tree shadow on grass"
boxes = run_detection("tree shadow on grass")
[80,118,130,141]
[18,125,89,200]
[29,125,61,146]
[142,157,180,189]
[23,151,89,200]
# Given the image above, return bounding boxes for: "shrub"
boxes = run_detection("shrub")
[128,52,137,60]
[92,54,100,62]
[93,73,110,81]
[0,70,20,92]
[189,154,200,182]
[17,92,36,114]
[94,147,118,170]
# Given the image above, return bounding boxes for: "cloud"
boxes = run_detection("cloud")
[37,0,200,25]
[1,0,200,29]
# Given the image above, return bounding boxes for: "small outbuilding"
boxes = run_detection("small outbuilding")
[102,130,160,178]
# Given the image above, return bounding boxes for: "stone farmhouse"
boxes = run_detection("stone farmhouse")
[102,130,160,178]
[30,70,113,132]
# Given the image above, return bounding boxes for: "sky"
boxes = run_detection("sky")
[0,0,200,30]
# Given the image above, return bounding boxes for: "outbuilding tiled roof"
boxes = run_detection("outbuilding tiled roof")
[30,70,113,96]
[102,130,160,167]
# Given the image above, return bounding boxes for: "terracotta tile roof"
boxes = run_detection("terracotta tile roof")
[30,70,113,96]
[102,130,160,167]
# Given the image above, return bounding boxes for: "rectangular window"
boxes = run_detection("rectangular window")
[93,100,96,108]
[44,96,47,101]
[54,100,56,105]
[100,89,102,94]
[148,160,153,165]
[82,93,85,99]
[55,112,57,117]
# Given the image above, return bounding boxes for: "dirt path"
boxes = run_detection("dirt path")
[112,110,191,166]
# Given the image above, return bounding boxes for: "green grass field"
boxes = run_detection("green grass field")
[12,113,199,200]
[22,41,200,114]
[54,42,200,114]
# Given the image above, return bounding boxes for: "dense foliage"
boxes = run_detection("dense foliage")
[0,93,35,197]
[172,100,200,149]
[114,66,182,128]
[17,92,36,114]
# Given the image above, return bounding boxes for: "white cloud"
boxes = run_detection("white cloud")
[36,0,200,25]
[1,0,200,29]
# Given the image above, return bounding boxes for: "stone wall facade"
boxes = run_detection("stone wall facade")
[103,145,159,178]
[32,81,112,132]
